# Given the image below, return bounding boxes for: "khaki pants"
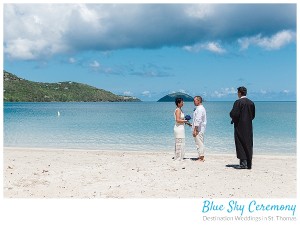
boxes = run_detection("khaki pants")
[194,132,204,157]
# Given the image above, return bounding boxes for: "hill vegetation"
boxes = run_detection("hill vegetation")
[3,70,141,102]
[157,92,194,102]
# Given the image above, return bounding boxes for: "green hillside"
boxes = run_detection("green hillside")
[3,70,141,102]
[157,92,194,102]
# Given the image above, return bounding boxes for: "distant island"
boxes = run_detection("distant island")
[3,70,141,102]
[157,92,194,102]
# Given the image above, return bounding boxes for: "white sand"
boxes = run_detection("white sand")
[3,147,296,198]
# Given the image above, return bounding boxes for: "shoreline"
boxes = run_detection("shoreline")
[4,146,296,157]
[4,147,297,198]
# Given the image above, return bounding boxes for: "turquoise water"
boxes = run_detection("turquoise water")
[3,101,296,155]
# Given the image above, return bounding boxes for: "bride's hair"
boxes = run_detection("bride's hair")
[175,97,183,106]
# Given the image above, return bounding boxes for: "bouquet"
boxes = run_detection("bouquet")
[184,115,192,126]
[185,115,191,121]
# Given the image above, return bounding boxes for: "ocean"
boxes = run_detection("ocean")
[3,101,296,155]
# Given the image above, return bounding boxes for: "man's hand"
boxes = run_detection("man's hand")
[193,130,199,137]
[185,122,192,127]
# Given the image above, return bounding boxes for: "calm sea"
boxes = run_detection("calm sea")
[3,101,296,155]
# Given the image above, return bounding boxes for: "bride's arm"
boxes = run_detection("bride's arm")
[175,109,187,124]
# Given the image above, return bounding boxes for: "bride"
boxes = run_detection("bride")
[174,97,190,161]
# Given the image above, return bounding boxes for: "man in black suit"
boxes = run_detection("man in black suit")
[230,87,255,169]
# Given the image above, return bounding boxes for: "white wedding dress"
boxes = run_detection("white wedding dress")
[174,108,185,160]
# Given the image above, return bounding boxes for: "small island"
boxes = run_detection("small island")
[157,92,194,102]
[3,70,141,102]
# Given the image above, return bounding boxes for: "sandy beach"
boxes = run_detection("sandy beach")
[3,147,296,198]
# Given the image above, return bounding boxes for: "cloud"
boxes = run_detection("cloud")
[142,91,151,97]
[250,90,296,101]
[178,89,189,94]
[66,58,172,77]
[260,90,267,94]
[128,63,173,77]
[238,30,296,50]
[123,91,133,96]
[4,4,296,60]
[206,42,226,54]
[183,42,226,54]
[208,88,296,101]
[283,90,290,94]
[69,57,76,64]
[4,4,71,60]
[211,87,236,98]
[72,57,118,74]
[89,60,100,68]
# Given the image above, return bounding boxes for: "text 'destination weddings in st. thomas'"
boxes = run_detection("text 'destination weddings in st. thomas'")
[200,199,297,223]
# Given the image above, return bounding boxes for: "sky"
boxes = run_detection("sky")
[3,3,297,101]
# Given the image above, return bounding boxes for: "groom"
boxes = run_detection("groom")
[192,96,207,162]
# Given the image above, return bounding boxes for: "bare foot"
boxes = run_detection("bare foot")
[197,156,205,162]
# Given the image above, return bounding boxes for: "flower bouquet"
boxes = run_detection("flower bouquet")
[184,115,192,126]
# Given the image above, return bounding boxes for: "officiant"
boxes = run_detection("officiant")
[230,87,255,169]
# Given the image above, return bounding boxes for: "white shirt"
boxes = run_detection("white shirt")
[192,105,207,133]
